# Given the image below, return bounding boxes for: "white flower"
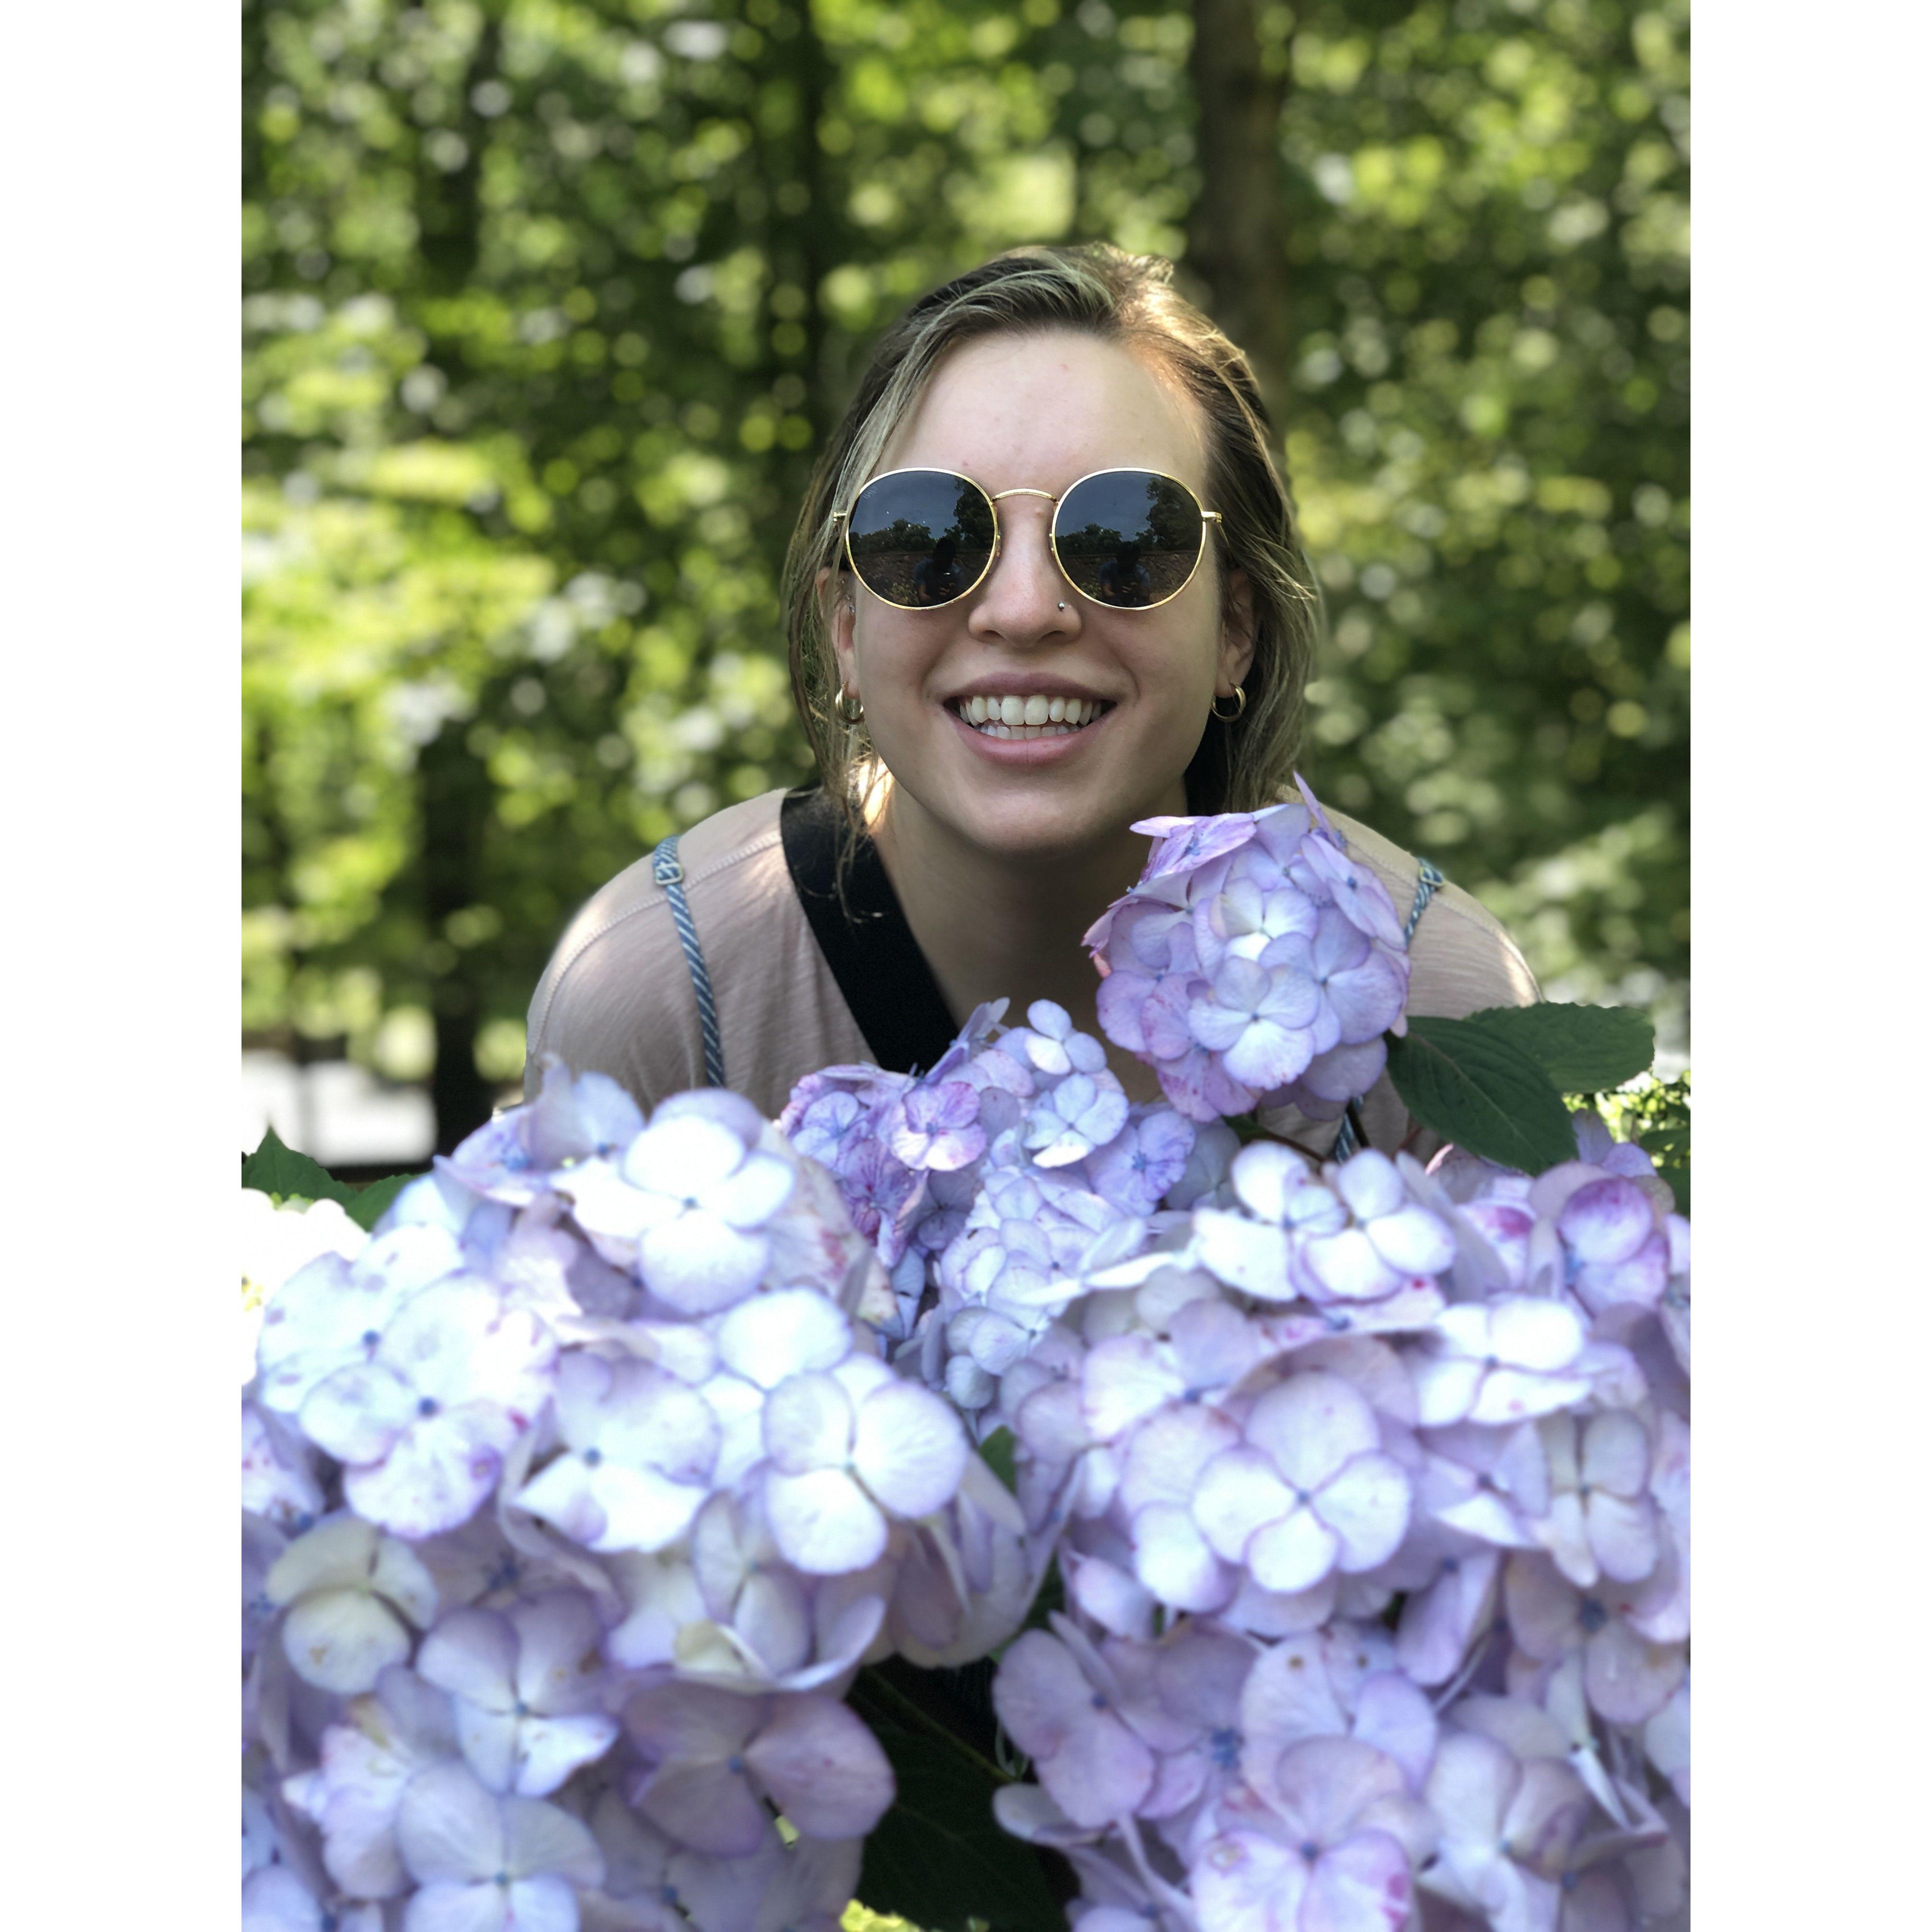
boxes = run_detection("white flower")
[266,1515,439,1695]
[281,1667,461,1898]
[1532,1409,1660,1588]
[257,1223,465,1416]
[415,1591,620,1796]
[242,1189,367,1386]
[513,1353,719,1554]
[394,1760,605,1932]
[243,1398,326,1530]
[1192,1372,1412,1596]
[760,1355,968,1575]
[1410,1299,1591,1428]
[298,1276,556,1539]
[561,1096,796,1314]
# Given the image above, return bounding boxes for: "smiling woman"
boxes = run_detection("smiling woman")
[524,245,1536,1150]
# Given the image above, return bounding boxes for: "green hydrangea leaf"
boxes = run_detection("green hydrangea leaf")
[1385,1016,1578,1175]
[847,1664,1064,1932]
[1459,1003,1655,1095]
[346,1172,417,1230]
[241,1127,359,1208]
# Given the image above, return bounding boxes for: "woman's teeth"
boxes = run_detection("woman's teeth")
[954,693,1105,738]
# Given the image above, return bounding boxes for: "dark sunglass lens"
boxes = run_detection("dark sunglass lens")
[846,471,994,608]
[1055,472,1203,607]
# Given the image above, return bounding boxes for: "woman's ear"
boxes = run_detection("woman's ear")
[1218,565,1257,696]
[818,564,860,701]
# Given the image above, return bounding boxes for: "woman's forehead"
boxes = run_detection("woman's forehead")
[881,329,1209,494]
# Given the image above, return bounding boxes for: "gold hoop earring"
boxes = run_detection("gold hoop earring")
[1210,685,1246,722]
[837,687,865,724]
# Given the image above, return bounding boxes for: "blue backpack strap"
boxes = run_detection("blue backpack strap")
[1331,856,1444,1162]
[652,834,725,1088]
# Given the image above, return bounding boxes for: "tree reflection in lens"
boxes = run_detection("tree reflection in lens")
[846,470,994,608]
[1054,471,1202,607]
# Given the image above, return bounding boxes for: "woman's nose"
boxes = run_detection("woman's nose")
[967,501,1078,646]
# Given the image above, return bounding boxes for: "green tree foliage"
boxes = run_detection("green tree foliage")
[244,0,1688,1149]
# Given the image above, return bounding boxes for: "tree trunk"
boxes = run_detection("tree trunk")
[420,715,496,1152]
[1185,0,1291,421]
[417,14,501,293]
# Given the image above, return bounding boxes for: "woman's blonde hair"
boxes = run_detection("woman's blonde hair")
[780,243,1318,830]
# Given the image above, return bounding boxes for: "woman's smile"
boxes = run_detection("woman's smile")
[942,670,1116,762]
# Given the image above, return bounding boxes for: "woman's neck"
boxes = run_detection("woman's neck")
[867,779,1177,1103]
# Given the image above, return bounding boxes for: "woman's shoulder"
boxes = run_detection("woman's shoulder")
[537,792,788,973]
[524,789,804,1096]
[1322,805,1541,1015]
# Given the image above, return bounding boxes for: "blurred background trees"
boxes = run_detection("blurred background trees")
[243,0,1688,1157]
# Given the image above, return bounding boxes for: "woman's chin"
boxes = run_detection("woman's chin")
[886,772,1179,870]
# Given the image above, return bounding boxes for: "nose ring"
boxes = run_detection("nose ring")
[1058,601,1066,611]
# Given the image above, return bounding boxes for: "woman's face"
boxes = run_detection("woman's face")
[830,329,1254,864]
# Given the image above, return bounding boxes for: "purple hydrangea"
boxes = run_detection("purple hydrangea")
[1086,790,1411,1125]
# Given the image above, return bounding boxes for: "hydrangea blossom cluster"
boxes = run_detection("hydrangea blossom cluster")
[970,1104,1690,1932]
[1083,785,1413,1124]
[245,785,1690,1932]
[782,996,1226,1432]
[769,788,1690,1931]
[244,1065,1042,1932]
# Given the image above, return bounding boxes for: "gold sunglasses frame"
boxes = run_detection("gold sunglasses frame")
[832,465,1222,614]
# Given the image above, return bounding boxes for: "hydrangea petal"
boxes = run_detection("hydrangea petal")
[1131,1500,1234,1611]
[1248,1507,1340,1595]
[283,1589,414,1696]
[1585,1620,1686,1726]
[1315,1454,1412,1573]
[1247,1374,1380,1492]
[1587,1492,1660,1585]
[763,1467,887,1575]
[743,1696,895,1840]
[852,1380,968,1519]
[417,1609,518,1712]
[1081,1336,1183,1441]
[300,1363,416,1467]
[1469,1368,1590,1426]
[1350,1674,1438,1796]
[500,1794,605,1886]
[1195,1211,1294,1301]
[763,1373,855,1475]
[1411,1357,1485,1430]
[1302,1229,1402,1303]
[1489,1297,1587,1373]
[587,1461,710,1554]
[1365,1205,1457,1278]
[634,1760,770,1859]
[1193,1447,1294,1564]
[1118,1403,1242,1514]
[623,1680,760,1764]
[345,1408,512,1539]
[714,1289,851,1390]
[638,1216,767,1315]
[1304,1830,1414,1932]
[510,1455,602,1547]
[621,1115,743,1197]
[594,1372,720,1482]
[401,1881,506,1932]
[1239,1635,1348,1761]
[707,1149,796,1228]
[396,1763,506,1883]
[1192,1829,1308,1932]
[1558,1178,1654,1266]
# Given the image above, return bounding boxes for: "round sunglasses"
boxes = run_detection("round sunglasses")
[833,466,1222,613]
